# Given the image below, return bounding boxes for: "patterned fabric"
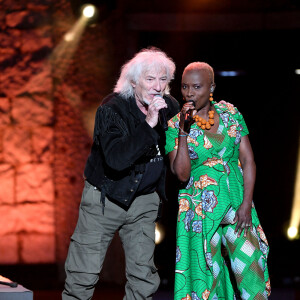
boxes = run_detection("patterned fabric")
[166,101,271,300]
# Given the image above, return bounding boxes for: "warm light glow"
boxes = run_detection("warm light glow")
[50,15,88,81]
[295,69,300,75]
[155,223,165,244]
[64,32,75,42]
[0,275,12,283]
[288,143,300,240]
[82,4,96,18]
[287,226,298,239]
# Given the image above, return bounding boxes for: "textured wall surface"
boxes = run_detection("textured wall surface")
[0,1,127,284]
[0,0,55,264]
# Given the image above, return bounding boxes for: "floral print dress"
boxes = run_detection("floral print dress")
[165,101,271,300]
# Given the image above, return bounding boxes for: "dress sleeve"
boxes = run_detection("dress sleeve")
[216,101,249,137]
[165,114,180,155]
[235,109,249,137]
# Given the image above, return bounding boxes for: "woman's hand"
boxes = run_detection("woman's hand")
[233,201,252,237]
[235,135,256,238]
[179,101,195,133]
[168,101,195,182]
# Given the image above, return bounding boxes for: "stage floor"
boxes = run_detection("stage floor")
[33,287,300,300]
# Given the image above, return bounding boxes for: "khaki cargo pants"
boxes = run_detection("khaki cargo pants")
[62,180,160,300]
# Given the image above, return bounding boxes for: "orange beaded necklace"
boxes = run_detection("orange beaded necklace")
[193,109,215,130]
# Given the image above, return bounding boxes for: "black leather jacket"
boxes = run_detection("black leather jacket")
[84,92,180,209]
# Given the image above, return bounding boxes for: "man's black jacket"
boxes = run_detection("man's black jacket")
[84,92,180,209]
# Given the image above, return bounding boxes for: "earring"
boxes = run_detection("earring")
[209,85,215,102]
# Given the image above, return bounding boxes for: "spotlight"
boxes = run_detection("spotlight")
[287,226,298,240]
[82,4,96,18]
[215,70,246,77]
[295,69,300,75]
[64,32,75,42]
[287,144,300,240]
[71,0,116,24]
[220,71,238,77]
[155,223,165,244]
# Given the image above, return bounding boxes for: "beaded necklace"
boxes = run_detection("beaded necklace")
[193,109,215,130]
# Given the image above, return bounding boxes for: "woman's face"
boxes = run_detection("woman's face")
[181,69,212,110]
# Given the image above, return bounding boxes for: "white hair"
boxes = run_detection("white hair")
[114,47,176,99]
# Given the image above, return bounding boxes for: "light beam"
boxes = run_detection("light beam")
[287,142,300,240]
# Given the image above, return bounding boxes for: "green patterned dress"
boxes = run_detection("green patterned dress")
[165,101,271,300]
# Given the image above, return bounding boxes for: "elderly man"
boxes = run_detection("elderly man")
[62,47,180,300]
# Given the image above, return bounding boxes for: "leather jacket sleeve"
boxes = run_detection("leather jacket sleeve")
[93,105,159,172]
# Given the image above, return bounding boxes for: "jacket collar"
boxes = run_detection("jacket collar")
[128,96,146,122]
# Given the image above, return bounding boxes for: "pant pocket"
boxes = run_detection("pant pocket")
[136,225,158,274]
[65,232,102,274]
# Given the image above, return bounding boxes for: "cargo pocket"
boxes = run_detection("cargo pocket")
[65,232,102,274]
[80,182,94,208]
[80,183,102,214]
[136,225,158,275]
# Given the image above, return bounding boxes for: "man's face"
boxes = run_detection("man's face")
[133,68,168,107]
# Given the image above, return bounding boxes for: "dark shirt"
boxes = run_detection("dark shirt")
[135,104,164,195]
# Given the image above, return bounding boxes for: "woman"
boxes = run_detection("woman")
[165,62,271,299]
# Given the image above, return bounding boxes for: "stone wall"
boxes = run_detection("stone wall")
[0,0,55,264]
[0,0,128,280]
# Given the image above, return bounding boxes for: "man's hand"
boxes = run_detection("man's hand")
[145,96,167,128]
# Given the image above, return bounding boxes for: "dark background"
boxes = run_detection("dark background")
[151,27,300,290]
[1,0,299,298]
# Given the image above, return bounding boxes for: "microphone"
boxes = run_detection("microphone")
[0,280,18,288]
[159,108,168,131]
[185,100,195,121]
[153,94,168,131]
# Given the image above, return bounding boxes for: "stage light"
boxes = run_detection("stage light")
[64,32,75,42]
[295,69,300,75]
[220,71,238,77]
[155,223,165,244]
[50,15,89,81]
[287,144,300,240]
[287,226,298,239]
[82,4,96,18]
[216,70,245,77]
